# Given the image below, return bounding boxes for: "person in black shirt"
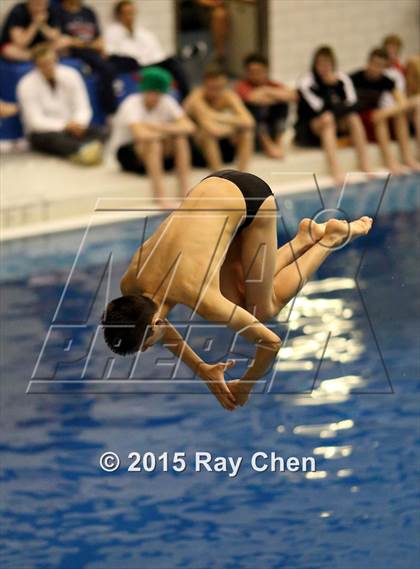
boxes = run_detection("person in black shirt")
[0,0,60,61]
[351,48,420,174]
[295,45,372,186]
[56,0,117,114]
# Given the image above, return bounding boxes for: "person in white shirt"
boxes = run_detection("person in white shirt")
[17,45,105,165]
[111,66,195,207]
[105,0,190,99]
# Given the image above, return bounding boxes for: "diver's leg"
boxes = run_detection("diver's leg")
[238,196,279,320]
[219,235,246,307]
[238,201,328,320]
[273,218,326,275]
[271,217,373,313]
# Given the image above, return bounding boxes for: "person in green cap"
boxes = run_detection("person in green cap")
[110,66,195,207]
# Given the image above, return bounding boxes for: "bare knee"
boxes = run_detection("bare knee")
[173,133,189,145]
[310,111,336,136]
[140,139,162,155]
[320,111,336,129]
[346,112,359,125]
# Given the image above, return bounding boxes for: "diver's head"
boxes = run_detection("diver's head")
[101,295,163,355]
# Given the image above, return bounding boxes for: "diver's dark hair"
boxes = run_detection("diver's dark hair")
[101,295,157,356]
[243,53,268,68]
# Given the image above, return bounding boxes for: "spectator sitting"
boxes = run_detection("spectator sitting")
[382,34,406,76]
[295,45,372,185]
[351,48,420,174]
[235,52,297,159]
[110,66,195,207]
[383,40,420,161]
[0,0,61,61]
[406,55,420,98]
[381,35,407,100]
[56,0,117,115]
[104,0,190,100]
[17,45,105,165]
[184,65,254,171]
[405,55,420,150]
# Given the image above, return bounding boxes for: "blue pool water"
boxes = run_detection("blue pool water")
[1,175,419,569]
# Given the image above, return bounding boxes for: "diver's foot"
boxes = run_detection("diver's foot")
[298,218,327,247]
[322,216,373,248]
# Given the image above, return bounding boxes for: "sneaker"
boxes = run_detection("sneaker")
[70,141,103,166]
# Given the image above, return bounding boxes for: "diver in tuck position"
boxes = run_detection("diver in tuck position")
[102,169,372,410]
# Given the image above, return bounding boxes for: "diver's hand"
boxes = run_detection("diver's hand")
[199,360,237,411]
[227,380,251,407]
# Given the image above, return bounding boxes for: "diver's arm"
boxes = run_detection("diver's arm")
[159,319,204,375]
[197,294,281,386]
[159,320,237,410]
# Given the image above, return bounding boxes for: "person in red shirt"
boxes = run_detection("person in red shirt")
[235,53,297,159]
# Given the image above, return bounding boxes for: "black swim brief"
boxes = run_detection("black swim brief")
[202,169,274,234]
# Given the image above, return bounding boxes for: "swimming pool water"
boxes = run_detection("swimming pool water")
[0,175,419,569]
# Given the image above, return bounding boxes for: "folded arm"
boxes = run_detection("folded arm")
[11,24,40,49]
[245,85,297,105]
[184,90,242,136]
[158,319,237,410]
[149,116,196,136]
[196,292,281,402]
[130,122,163,141]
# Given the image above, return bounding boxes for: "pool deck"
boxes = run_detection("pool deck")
[0,138,409,241]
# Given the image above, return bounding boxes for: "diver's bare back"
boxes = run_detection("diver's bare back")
[121,177,245,312]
